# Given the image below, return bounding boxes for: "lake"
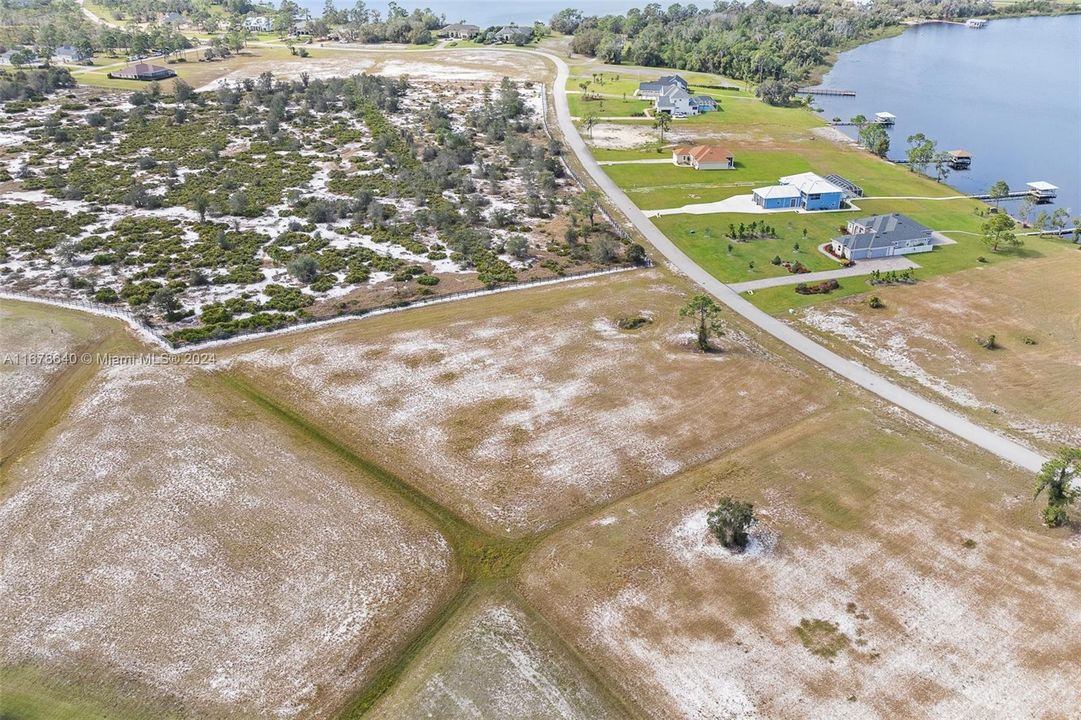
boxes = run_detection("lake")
[813,15,1081,214]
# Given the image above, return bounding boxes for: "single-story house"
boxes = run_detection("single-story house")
[831,213,934,260]
[291,19,311,35]
[439,23,480,39]
[752,184,802,209]
[242,16,273,32]
[493,26,531,43]
[53,45,92,64]
[636,75,688,98]
[108,62,177,81]
[752,172,845,211]
[672,145,735,170]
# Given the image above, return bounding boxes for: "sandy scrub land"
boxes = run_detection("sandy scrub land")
[0,359,457,719]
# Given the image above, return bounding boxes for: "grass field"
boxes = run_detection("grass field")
[521,401,1080,719]
[792,251,1081,451]
[221,269,833,537]
[0,335,458,719]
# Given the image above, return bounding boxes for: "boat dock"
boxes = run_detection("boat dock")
[970,182,1059,203]
[797,87,856,97]
[830,112,896,128]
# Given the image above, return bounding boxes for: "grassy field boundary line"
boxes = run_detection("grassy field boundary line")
[506,584,647,720]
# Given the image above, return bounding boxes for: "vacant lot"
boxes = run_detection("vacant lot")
[794,253,1081,450]
[522,402,1081,719]
[0,359,457,719]
[368,588,628,719]
[0,300,118,446]
[222,270,832,536]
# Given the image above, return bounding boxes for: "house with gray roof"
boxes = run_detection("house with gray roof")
[831,213,935,260]
[636,75,688,98]
[492,26,532,44]
[54,45,92,64]
[439,23,480,39]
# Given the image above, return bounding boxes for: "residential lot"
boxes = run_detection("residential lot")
[221,269,832,537]
[521,402,1081,719]
[793,252,1081,451]
[1,349,458,718]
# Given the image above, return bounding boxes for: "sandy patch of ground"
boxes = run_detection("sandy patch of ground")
[587,122,757,150]
[793,253,1081,449]
[221,270,830,536]
[196,55,375,91]
[368,591,627,719]
[522,404,1081,719]
[0,300,117,436]
[0,359,457,718]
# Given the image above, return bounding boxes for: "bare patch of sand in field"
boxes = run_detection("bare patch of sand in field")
[0,361,456,718]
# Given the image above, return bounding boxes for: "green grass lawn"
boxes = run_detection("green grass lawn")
[0,665,183,720]
[654,213,844,282]
[741,281,874,315]
[605,151,812,210]
[567,93,650,118]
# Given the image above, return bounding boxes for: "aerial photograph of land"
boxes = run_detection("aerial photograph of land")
[1,0,1078,718]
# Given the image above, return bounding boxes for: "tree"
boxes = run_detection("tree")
[932,152,951,183]
[1017,197,1034,226]
[905,133,936,175]
[624,243,647,265]
[151,288,182,321]
[193,193,209,222]
[505,235,529,259]
[574,189,601,227]
[653,111,671,141]
[755,79,795,107]
[288,254,320,283]
[679,294,723,352]
[583,112,598,139]
[980,213,1020,253]
[988,180,1010,208]
[1049,207,1069,237]
[707,497,755,551]
[1032,210,1050,237]
[858,123,889,157]
[1033,448,1081,527]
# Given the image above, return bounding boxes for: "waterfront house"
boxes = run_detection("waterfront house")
[108,62,177,81]
[636,75,688,98]
[672,146,735,170]
[493,26,532,44]
[242,16,273,32]
[781,172,845,210]
[752,185,802,209]
[831,213,934,260]
[654,85,698,117]
[439,23,480,39]
[947,150,972,169]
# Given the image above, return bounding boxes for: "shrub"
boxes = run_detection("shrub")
[616,315,652,330]
[416,274,440,286]
[287,254,319,283]
[94,287,118,303]
[868,295,883,309]
[771,255,782,265]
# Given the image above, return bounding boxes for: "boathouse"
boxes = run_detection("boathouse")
[874,112,896,125]
[1027,181,1058,202]
[947,150,972,170]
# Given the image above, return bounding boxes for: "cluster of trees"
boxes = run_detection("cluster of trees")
[315,0,444,44]
[557,1,901,87]
[1034,448,1080,528]
[0,67,75,102]
[727,220,777,241]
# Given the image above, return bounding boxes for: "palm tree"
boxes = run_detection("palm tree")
[653,112,671,141]
[583,112,598,139]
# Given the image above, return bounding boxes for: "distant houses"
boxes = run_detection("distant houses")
[0,48,44,67]
[108,62,177,81]
[54,45,92,64]
[161,11,190,28]
[242,16,273,32]
[439,23,480,39]
[753,172,845,211]
[831,213,935,260]
[636,75,718,118]
[672,146,734,170]
[492,26,532,44]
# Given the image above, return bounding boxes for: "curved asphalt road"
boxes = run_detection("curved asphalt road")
[535,49,1048,473]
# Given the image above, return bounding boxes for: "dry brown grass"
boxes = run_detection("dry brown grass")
[220,269,832,537]
[520,402,1081,719]
[794,252,1081,451]
[0,358,458,719]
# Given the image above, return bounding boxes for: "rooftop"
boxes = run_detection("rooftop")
[1027,181,1058,191]
[673,145,734,163]
[778,172,845,196]
[753,185,802,199]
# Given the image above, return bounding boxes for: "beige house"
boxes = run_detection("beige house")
[671,146,735,170]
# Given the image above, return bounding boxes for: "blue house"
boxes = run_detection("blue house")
[753,173,845,211]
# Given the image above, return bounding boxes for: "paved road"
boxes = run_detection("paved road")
[537,49,1048,473]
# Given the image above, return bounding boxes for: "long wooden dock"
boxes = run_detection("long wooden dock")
[797,87,856,97]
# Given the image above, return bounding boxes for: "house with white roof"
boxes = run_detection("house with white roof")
[242,16,273,32]
[752,172,846,211]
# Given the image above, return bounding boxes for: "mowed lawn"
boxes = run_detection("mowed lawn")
[653,211,851,283]
[605,152,812,210]
[568,93,651,118]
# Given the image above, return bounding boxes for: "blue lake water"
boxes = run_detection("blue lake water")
[813,15,1081,213]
